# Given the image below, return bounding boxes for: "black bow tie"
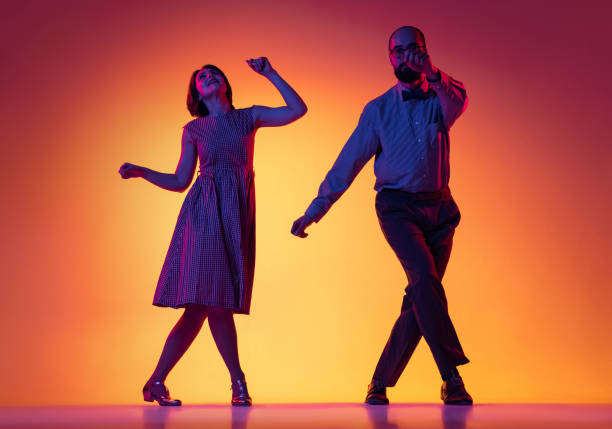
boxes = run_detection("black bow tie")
[402,90,428,101]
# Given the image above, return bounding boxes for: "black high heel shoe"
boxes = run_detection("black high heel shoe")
[143,380,182,406]
[231,379,252,406]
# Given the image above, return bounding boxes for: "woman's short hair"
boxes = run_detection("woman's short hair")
[186,64,235,117]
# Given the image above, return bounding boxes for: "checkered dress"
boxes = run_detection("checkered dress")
[153,107,256,314]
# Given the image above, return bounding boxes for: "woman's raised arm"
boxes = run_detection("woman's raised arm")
[246,57,307,127]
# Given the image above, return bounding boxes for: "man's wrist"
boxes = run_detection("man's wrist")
[304,203,324,223]
[426,67,441,82]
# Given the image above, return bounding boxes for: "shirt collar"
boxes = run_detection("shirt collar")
[394,77,430,97]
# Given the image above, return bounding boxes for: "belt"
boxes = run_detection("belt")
[382,186,451,201]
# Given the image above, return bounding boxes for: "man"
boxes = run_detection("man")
[291,26,472,405]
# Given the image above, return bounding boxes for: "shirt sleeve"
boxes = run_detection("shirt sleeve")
[429,69,468,129]
[304,102,380,223]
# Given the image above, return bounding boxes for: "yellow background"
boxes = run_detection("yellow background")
[1,0,610,405]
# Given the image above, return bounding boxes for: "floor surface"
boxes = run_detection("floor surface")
[1,404,610,428]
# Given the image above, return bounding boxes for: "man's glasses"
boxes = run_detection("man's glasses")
[389,44,426,58]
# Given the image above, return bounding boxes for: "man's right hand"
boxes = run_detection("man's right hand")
[291,215,314,238]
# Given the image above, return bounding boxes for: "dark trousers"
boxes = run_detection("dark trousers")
[372,187,469,387]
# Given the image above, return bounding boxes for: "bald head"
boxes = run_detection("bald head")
[388,26,426,51]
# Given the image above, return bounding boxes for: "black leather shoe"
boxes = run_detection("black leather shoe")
[365,381,389,405]
[143,380,182,406]
[231,379,252,406]
[441,375,473,405]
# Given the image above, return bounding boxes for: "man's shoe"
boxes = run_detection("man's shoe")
[365,382,389,405]
[441,375,473,405]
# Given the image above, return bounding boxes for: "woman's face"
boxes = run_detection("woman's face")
[195,68,227,99]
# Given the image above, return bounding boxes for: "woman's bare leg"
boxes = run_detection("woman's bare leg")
[148,304,207,384]
[207,307,245,381]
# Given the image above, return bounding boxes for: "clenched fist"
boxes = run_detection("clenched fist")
[246,57,275,77]
[291,215,314,238]
[118,162,145,179]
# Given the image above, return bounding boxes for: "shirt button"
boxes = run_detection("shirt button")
[418,138,422,142]
[415,121,419,125]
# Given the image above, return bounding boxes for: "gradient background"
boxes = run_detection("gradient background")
[1,0,610,406]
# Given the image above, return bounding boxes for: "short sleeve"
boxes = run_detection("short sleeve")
[248,105,264,132]
[181,123,195,142]
[182,118,196,130]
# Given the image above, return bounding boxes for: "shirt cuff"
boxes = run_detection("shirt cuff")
[305,201,327,223]
[428,69,451,90]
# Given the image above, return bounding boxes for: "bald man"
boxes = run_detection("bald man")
[292,26,472,405]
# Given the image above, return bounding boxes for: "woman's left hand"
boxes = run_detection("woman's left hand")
[246,57,275,77]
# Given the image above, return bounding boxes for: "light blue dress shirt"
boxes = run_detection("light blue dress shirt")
[305,69,468,223]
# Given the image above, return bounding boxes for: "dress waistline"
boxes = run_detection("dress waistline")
[198,166,254,176]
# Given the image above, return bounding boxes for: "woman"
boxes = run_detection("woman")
[119,57,307,406]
